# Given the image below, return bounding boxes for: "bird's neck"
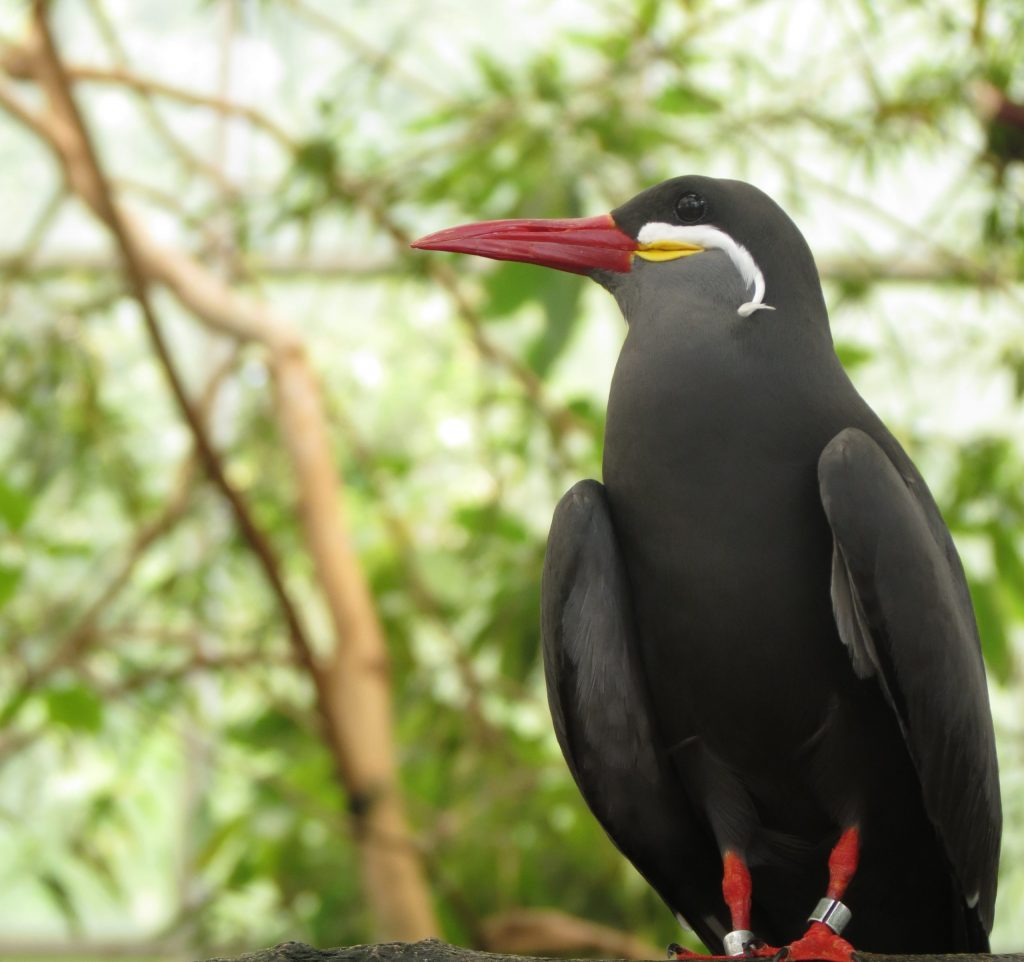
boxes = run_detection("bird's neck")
[602,310,851,500]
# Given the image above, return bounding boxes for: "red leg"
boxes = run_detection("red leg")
[826,825,859,900]
[723,850,752,932]
[784,827,860,962]
[720,851,778,957]
[667,852,776,960]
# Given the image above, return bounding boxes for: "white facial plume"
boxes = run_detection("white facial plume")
[636,222,775,317]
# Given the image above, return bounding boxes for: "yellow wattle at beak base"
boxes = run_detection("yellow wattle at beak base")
[634,240,705,263]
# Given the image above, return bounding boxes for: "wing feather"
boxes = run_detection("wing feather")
[542,480,727,951]
[818,428,1001,935]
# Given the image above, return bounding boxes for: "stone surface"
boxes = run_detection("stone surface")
[200,937,1024,962]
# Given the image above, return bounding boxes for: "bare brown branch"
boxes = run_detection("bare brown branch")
[5,57,292,147]
[4,8,440,940]
[353,188,586,446]
[0,250,396,279]
[3,249,1014,290]
[29,2,319,707]
[7,451,197,712]
[83,0,236,194]
[282,0,447,102]
[2,30,589,449]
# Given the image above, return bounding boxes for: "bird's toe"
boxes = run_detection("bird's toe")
[782,922,857,962]
[666,939,780,961]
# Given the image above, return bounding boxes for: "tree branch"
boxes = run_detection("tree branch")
[28,3,320,714]
[2,249,1013,289]
[42,60,293,147]
[198,938,1024,962]
[1,446,197,731]
[352,187,586,446]
[282,0,447,102]
[1,31,592,450]
[4,8,440,940]
[0,250,395,279]
[83,0,237,194]
[0,75,287,343]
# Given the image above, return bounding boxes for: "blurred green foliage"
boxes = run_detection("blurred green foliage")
[1,0,1024,958]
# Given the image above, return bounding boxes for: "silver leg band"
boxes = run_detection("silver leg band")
[808,897,852,935]
[723,929,755,956]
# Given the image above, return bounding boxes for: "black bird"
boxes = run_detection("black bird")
[413,176,1001,959]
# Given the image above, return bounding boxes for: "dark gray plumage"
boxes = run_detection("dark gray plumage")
[415,175,1001,955]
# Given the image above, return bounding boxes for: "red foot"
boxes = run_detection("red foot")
[668,943,726,959]
[671,950,737,958]
[746,944,783,959]
[668,947,706,959]
[783,922,857,962]
[668,944,736,960]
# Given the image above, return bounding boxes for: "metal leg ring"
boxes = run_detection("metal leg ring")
[807,897,852,935]
[723,929,756,956]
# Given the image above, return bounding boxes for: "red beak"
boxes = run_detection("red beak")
[411,214,637,275]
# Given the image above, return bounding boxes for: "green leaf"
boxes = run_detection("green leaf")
[0,689,30,727]
[833,275,873,305]
[37,871,82,931]
[0,479,33,532]
[195,813,249,872]
[0,564,21,609]
[229,706,300,746]
[454,504,530,544]
[834,341,874,371]
[635,0,660,31]
[0,563,23,614]
[483,262,534,318]
[969,578,1013,683]
[654,83,719,116]
[474,52,514,96]
[44,684,104,733]
[69,835,123,900]
[526,273,584,376]
[992,525,1024,620]
[1003,347,1024,401]
[293,138,338,179]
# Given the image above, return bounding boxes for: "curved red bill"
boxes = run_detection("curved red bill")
[411,213,636,275]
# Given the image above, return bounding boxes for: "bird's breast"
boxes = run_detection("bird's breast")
[602,333,855,768]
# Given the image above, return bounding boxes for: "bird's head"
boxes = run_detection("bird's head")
[412,175,828,331]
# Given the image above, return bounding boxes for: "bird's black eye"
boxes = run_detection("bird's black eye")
[675,192,707,224]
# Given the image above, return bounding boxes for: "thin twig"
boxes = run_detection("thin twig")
[0,249,396,278]
[3,32,588,449]
[29,3,331,753]
[331,403,516,745]
[747,130,1024,303]
[4,452,197,722]
[1,248,1013,288]
[1,53,291,147]
[17,19,441,938]
[0,185,66,310]
[282,0,447,102]
[349,183,586,446]
[84,0,238,195]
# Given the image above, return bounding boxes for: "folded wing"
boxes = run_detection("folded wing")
[818,428,1001,941]
[541,480,728,951]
